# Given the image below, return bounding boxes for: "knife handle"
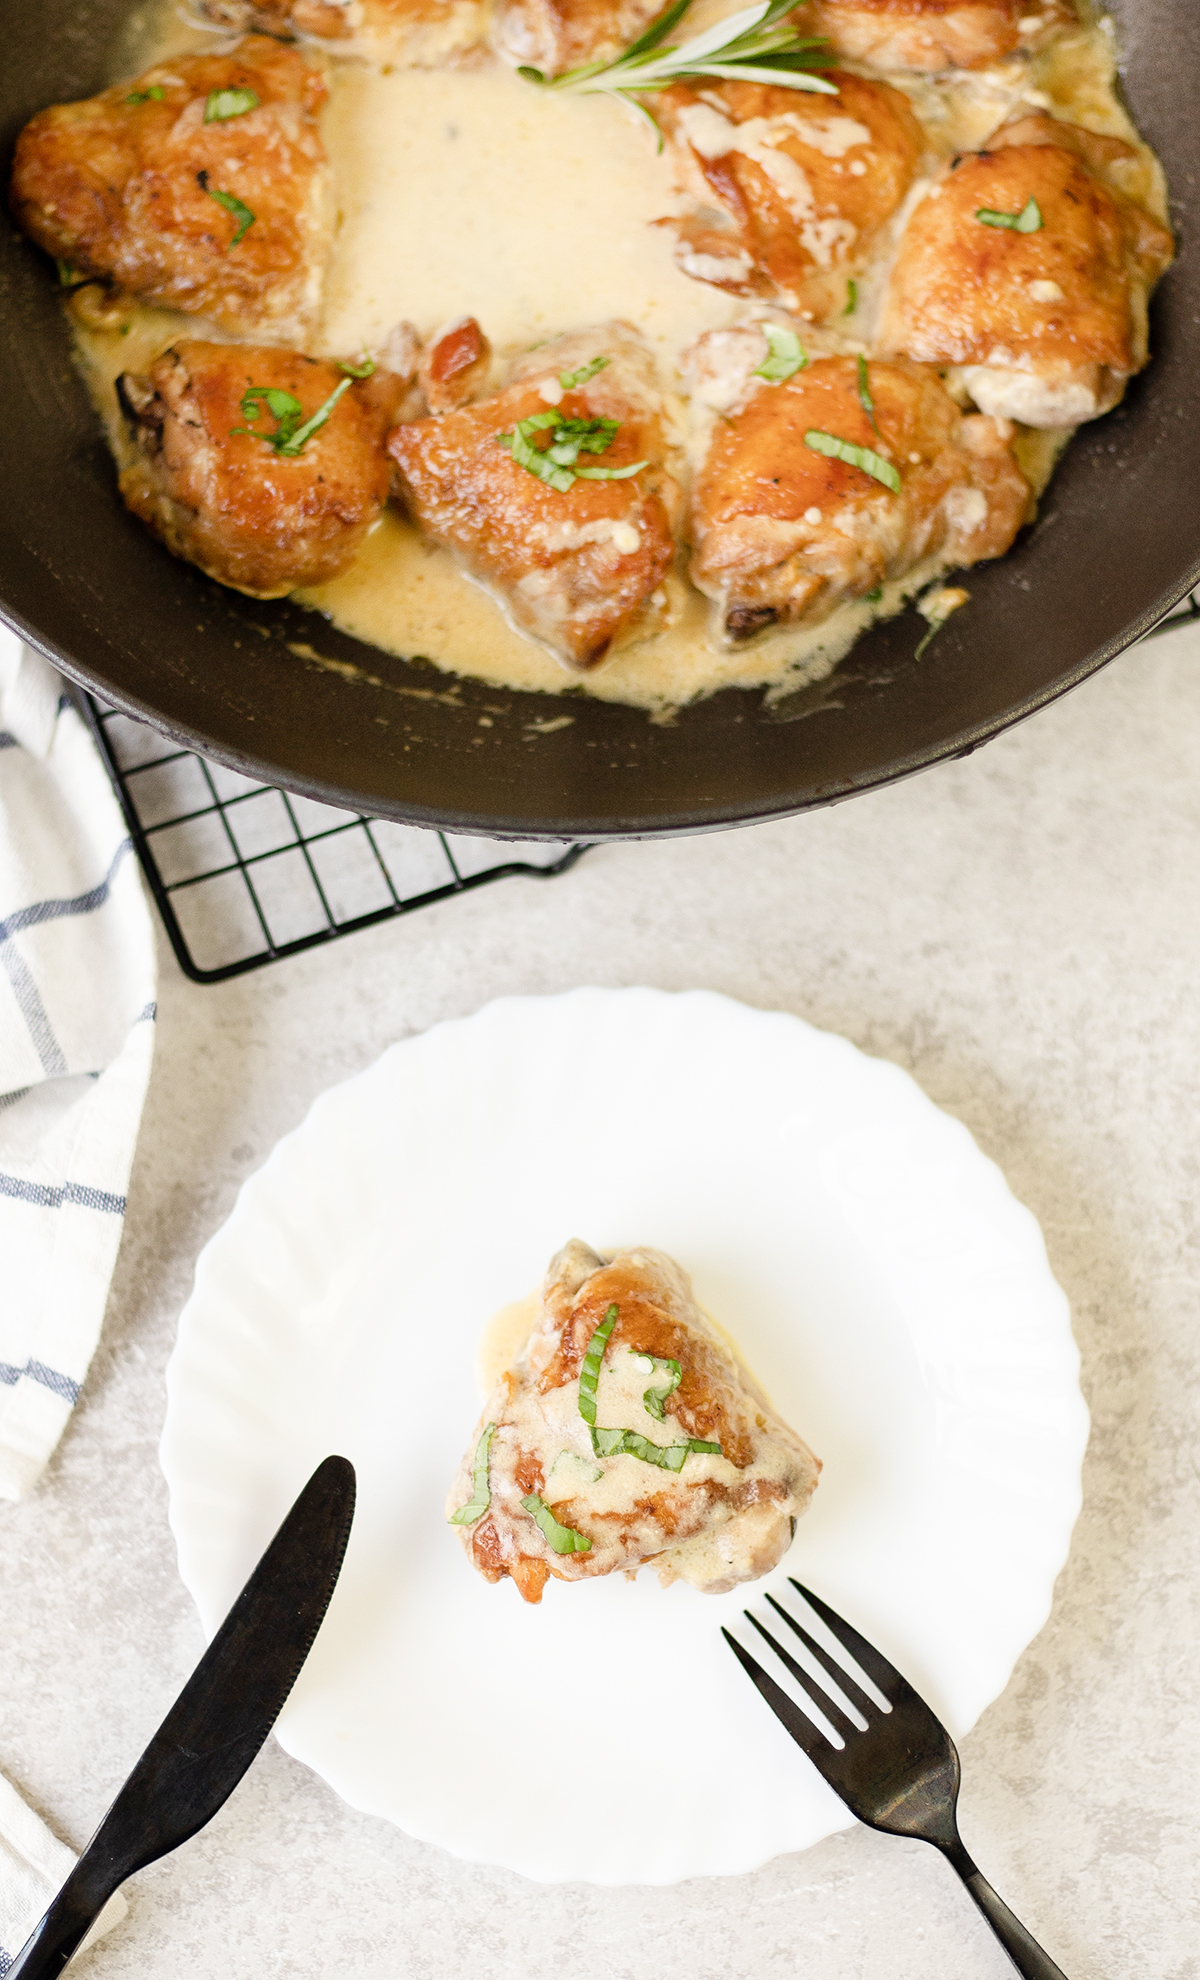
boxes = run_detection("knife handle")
[5,1856,115,1980]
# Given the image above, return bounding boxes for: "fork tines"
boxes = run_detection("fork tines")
[722,1578,898,1755]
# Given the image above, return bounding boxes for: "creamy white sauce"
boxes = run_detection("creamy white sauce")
[73,1,1167,712]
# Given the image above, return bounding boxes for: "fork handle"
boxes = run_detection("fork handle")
[944,1843,1069,1980]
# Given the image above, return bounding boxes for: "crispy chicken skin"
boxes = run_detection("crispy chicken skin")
[388,323,682,668]
[117,340,405,596]
[194,0,488,67]
[879,115,1174,427]
[492,0,662,78]
[795,0,1070,71]
[686,333,1029,639]
[449,1241,821,1603]
[657,72,924,320]
[9,38,330,345]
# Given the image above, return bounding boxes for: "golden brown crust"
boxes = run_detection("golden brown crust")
[117,339,402,596]
[492,0,663,76]
[880,133,1174,376]
[388,327,681,669]
[689,349,1030,638]
[195,0,489,65]
[800,0,1023,68]
[657,72,924,319]
[9,37,330,343]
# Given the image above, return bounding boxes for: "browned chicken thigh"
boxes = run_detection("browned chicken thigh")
[117,340,406,595]
[388,323,682,669]
[686,331,1029,638]
[493,0,662,77]
[657,71,923,320]
[878,114,1174,425]
[448,1240,821,1603]
[9,38,330,344]
[795,0,1069,71]
[194,0,488,65]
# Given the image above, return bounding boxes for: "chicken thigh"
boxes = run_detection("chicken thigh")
[194,0,488,67]
[878,114,1174,426]
[795,0,1069,72]
[492,0,662,77]
[387,323,682,668]
[686,329,1029,638]
[657,71,924,320]
[9,38,330,345]
[448,1240,821,1603]
[117,340,406,595]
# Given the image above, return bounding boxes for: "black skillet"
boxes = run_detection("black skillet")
[0,0,1195,841]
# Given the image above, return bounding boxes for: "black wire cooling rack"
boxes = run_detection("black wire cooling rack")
[79,694,588,984]
[80,588,1198,985]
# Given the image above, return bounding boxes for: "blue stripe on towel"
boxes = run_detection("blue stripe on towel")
[0,838,132,946]
[0,1173,126,1216]
[0,939,67,1076]
[0,1360,79,1402]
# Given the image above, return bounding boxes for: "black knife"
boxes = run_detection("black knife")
[7,1453,356,1979]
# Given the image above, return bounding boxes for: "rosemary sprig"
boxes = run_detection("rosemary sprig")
[517,0,837,146]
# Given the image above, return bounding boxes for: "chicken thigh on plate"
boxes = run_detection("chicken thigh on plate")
[878,113,1174,426]
[794,0,1069,72]
[388,323,682,669]
[686,326,1029,639]
[194,0,488,67]
[117,341,407,595]
[657,71,924,321]
[9,37,330,345]
[448,1240,821,1603]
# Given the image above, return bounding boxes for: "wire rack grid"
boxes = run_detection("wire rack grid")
[80,694,588,984]
[81,588,1198,984]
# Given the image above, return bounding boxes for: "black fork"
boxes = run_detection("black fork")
[724,1580,1069,1980]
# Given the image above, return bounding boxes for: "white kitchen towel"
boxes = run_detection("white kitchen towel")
[0,1767,127,1971]
[0,629,157,1500]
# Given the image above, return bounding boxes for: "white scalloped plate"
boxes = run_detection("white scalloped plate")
[160,988,1087,1885]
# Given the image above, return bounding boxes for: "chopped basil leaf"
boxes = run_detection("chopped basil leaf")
[496,413,645,492]
[975,196,1043,233]
[233,375,352,455]
[205,86,260,122]
[559,354,610,390]
[339,354,376,378]
[55,260,84,288]
[804,427,901,494]
[125,85,165,104]
[633,1352,682,1421]
[856,353,880,438]
[198,172,255,246]
[549,1450,605,1487]
[864,585,883,602]
[522,1492,592,1553]
[578,1302,619,1425]
[449,1422,496,1525]
[754,323,807,384]
[276,376,352,454]
[843,278,857,315]
[591,1426,721,1470]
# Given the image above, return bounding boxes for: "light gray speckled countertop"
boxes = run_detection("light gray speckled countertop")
[4,623,1200,1979]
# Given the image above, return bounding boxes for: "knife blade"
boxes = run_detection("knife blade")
[7,1453,356,1980]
